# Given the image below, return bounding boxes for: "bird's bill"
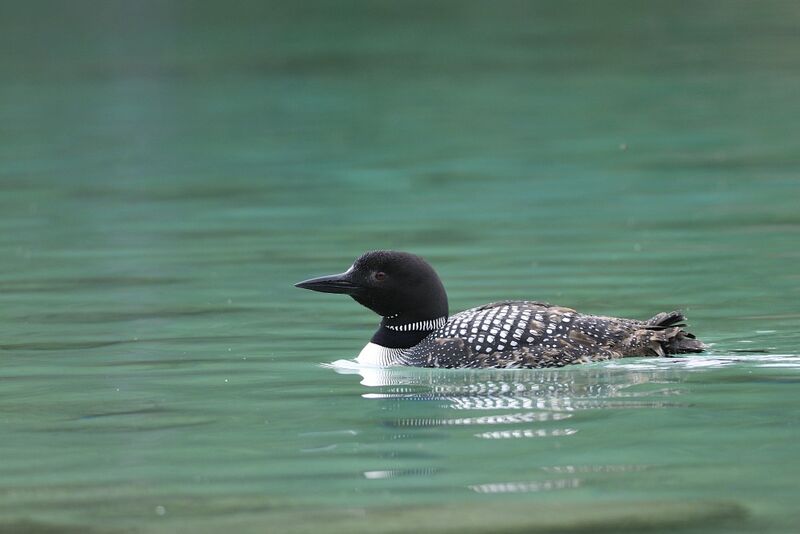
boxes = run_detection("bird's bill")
[294,272,363,295]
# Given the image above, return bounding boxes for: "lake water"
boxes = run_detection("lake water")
[1,1,799,532]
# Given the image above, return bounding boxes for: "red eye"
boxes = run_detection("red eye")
[374,271,387,281]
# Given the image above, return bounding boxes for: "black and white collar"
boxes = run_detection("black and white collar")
[384,316,448,332]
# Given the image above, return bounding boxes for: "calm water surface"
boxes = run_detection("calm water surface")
[1,1,799,532]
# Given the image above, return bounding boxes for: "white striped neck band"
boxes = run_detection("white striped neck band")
[384,316,448,332]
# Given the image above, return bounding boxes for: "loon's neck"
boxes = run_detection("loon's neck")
[371,315,448,349]
[356,314,448,366]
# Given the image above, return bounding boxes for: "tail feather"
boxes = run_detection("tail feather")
[645,310,687,329]
[644,310,705,355]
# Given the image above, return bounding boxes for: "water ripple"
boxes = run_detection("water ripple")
[387,412,571,428]
[469,478,581,494]
[475,428,578,439]
[542,464,650,474]
[606,354,800,370]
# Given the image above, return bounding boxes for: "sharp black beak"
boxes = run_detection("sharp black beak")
[294,272,363,295]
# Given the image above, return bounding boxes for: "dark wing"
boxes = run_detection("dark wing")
[406,303,703,369]
[471,300,555,311]
[408,303,643,368]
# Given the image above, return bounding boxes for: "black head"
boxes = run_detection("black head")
[294,250,448,322]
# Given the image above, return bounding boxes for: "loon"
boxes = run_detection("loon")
[295,250,705,368]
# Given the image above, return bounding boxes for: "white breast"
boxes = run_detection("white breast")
[356,343,407,367]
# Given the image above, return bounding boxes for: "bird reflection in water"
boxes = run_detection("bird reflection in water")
[324,362,679,494]
[327,361,687,413]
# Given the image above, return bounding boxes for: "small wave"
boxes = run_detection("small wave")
[606,354,800,370]
[469,478,581,493]
[475,428,578,439]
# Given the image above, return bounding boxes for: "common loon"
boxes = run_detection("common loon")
[295,250,705,368]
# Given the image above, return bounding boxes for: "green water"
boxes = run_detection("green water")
[1,1,799,532]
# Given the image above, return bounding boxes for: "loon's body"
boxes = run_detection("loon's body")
[295,251,704,369]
